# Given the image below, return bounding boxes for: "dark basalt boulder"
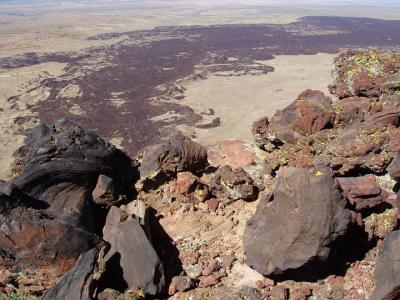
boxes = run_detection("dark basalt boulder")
[252,90,335,151]
[102,206,165,295]
[1,119,138,292]
[210,165,258,201]
[243,167,352,278]
[42,247,103,300]
[12,118,138,223]
[136,134,208,190]
[371,230,400,300]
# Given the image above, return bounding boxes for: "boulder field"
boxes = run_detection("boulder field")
[1,50,400,300]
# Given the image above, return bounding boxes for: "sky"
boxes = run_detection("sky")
[0,0,399,6]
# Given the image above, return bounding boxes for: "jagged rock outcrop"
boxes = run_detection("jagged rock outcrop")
[0,119,139,293]
[11,118,138,225]
[329,50,400,100]
[252,90,335,151]
[243,167,353,277]
[252,51,400,175]
[371,230,400,300]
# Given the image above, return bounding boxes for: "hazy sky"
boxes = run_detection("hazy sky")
[1,0,398,6]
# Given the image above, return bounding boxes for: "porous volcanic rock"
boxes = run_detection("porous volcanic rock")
[136,134,208,191]
[243,167,352,278]
[102,206,165,295]
[371,230,400,300]
[252,90,335,151]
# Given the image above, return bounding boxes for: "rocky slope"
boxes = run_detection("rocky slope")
[1,50,400,300]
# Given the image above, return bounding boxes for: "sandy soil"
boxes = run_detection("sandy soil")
[0,62,67,180]
[176,53,335,145]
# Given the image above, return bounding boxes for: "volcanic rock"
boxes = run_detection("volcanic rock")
[136,134,208,191]
[175,171,209,203]
[270,286,289,300]
[371,230,400,300]
[329,50,400,99]
[252,90,335,151]
[1,119,140,294]
[364,208,398,240]
[387,156,400,180]
[11,119,138,230]
[102,206,165,295]
[0,186,99,291]
[42,247,102,300]
[336,175,387,211]
[210,165,258,202]
[243,167,352,278]
[168,275,193,295]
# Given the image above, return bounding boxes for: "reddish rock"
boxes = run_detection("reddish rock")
[198,275,219,288]
[202,260,220,276]
[365,108,400,127]
[207,198,219,211]
[387,156,400,180]
[256,277,275,288]
[176,172,199,195]
[168,276,193,295]
[207,139,266,170]
[336,175,387,211]
[252,90,335,151]
[291,285,313,300]
[210,165,258,201]
[351,71,378,97]
[294,90,337,134]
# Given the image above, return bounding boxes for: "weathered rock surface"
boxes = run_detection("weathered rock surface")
[364,208,398,240]
[102,206,165,295]
[210,165,258,201]
[207,139,270,186]
[136,134,208,191]
[42,247,101,300]
[11,119,137,226]
[329,50,400,100]
[252,90,335,151]
[253,51,400,176]
[371,230,400,300]
[1,119,138,293]
[336,175,388,211]
[244,167,352,277]
[387,155,400,180]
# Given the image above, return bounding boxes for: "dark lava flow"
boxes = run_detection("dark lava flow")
[1,16,400,156]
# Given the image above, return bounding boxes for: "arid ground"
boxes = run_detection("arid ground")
[1,1,400,179]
